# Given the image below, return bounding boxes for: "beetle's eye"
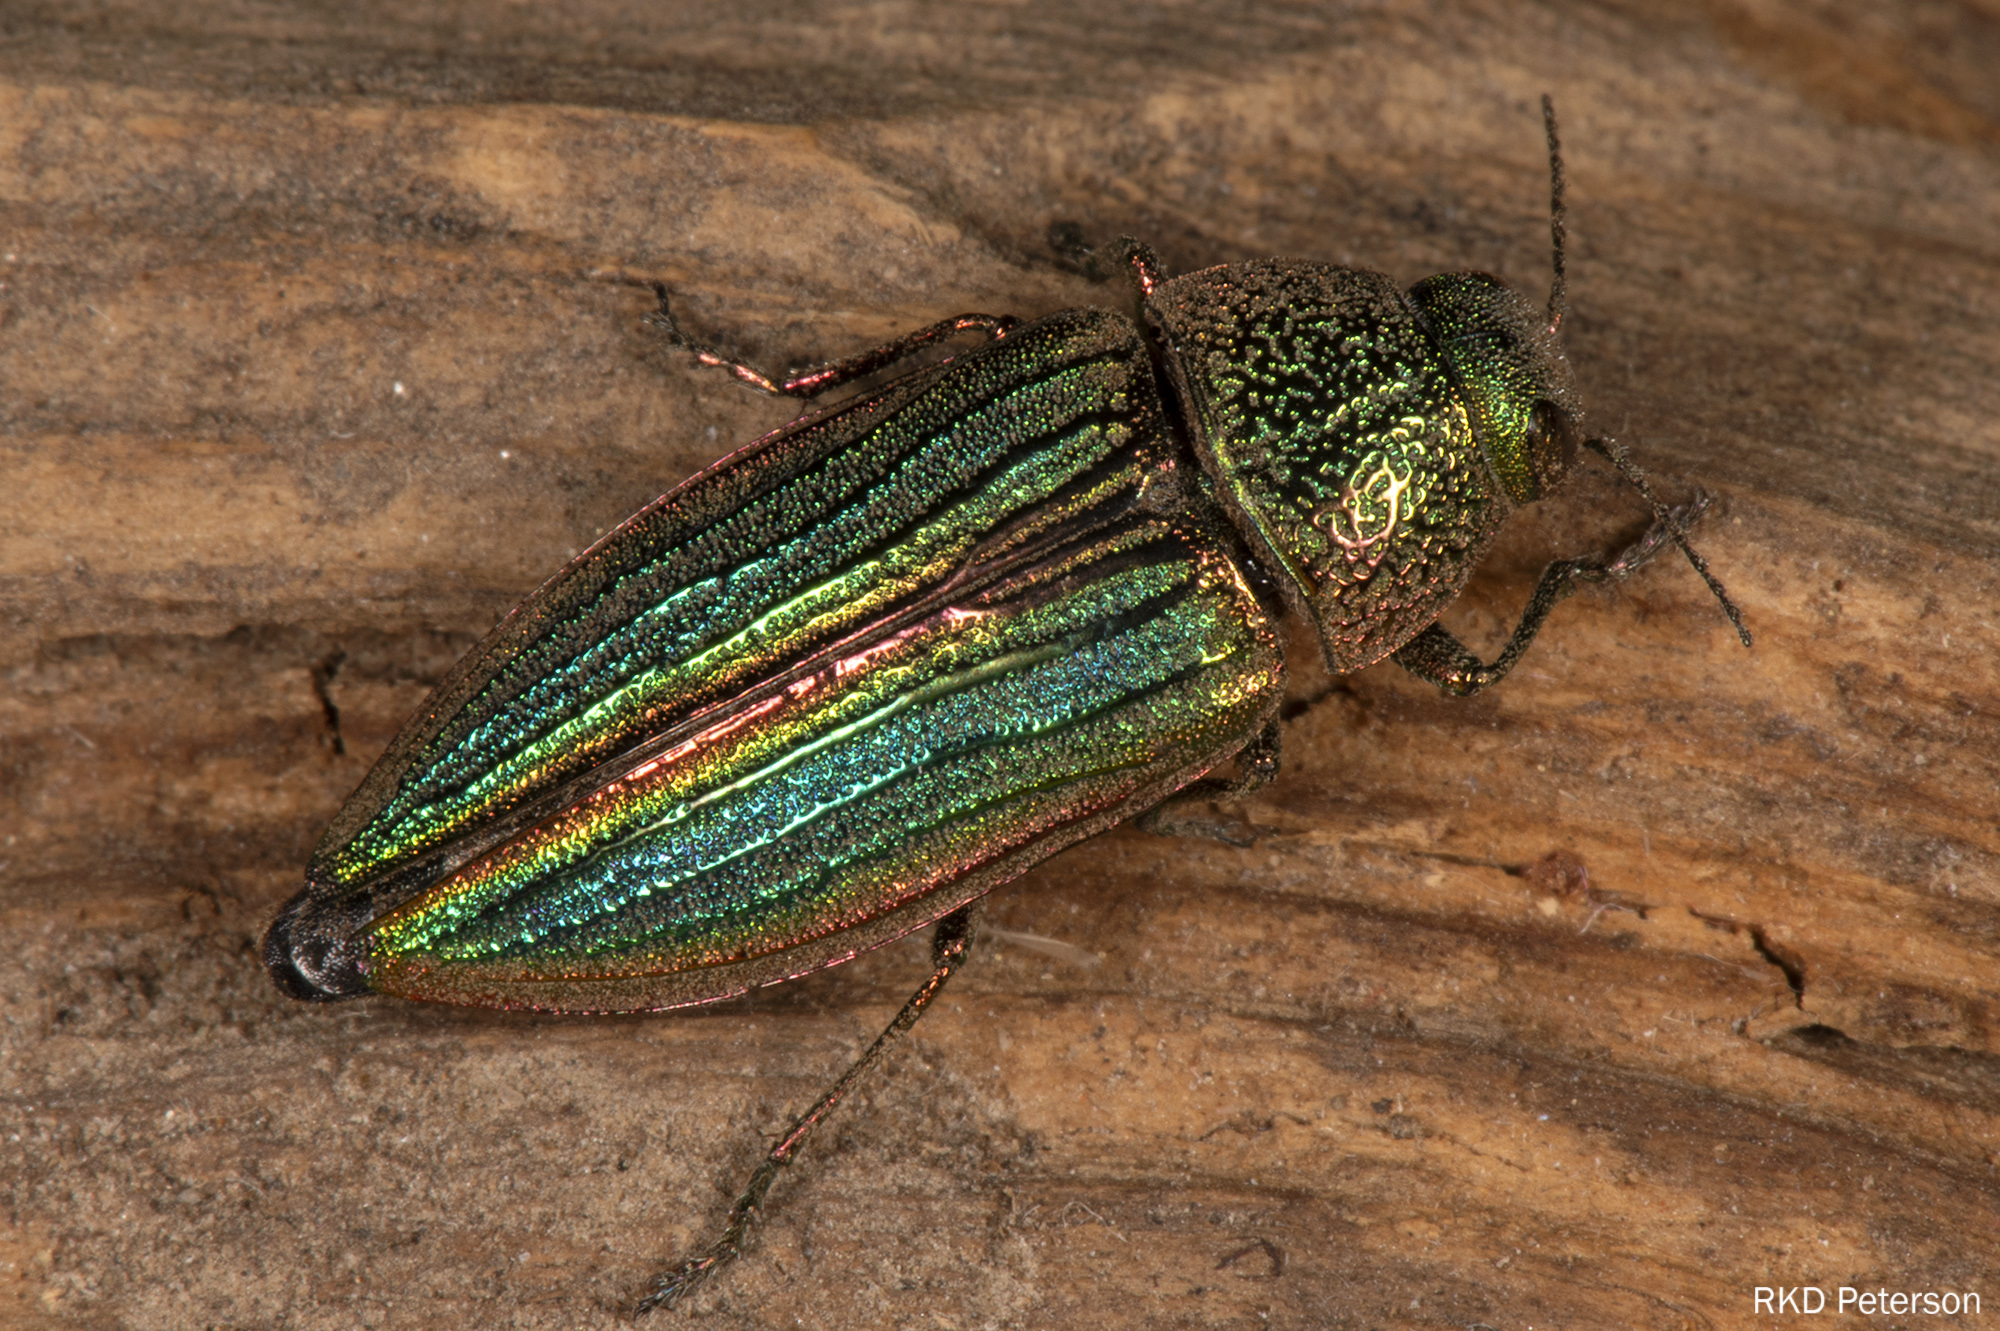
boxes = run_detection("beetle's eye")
[1523,399,1580,497]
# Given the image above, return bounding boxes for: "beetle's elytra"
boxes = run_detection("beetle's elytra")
[264,100,1745,1309]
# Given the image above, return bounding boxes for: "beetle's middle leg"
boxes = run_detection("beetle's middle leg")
[1391,490,1714,697]
[644,283,1017,398]
[637,905,980,1314]
[1137,719,1281,847]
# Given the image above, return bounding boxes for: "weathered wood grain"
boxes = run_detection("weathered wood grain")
[3,2,1996,1327]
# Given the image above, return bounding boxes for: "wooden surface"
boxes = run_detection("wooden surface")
[4,2,1997,1327]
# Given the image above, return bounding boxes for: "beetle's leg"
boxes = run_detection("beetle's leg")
[637,906,980,1314]
[1587,437,1753,647]
[1047,220,1114,282]
[1043,224,1149,287]
[644,283,1016,398]
[1136,719,1280,847]
[1391,492,1713,697]
[1221,718,1282,795]
[1119,238,1165,297]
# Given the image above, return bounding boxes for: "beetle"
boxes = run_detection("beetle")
[263,99,1747,1310]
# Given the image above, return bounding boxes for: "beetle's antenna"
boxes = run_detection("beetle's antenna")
[1541,94,1568,336]
[1586,436,1752,647]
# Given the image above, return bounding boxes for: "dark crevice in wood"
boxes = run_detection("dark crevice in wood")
[1767,1025,2000,1114]
[1690,908,1808,1006]
[309,648,348,756]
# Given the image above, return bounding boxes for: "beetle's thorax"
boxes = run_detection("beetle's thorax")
[1145,259,1517,674]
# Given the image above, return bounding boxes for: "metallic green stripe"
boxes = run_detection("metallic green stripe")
[317,315,1161,893]
[367,524,1280,1006]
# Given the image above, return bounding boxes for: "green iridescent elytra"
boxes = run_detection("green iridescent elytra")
[264,254,1603,1013]
[267,308,1298,1009]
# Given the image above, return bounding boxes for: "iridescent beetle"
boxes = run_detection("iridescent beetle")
[264,100,1747,1309]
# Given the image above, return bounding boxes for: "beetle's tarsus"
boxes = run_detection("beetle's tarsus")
[636,909,979,1315]
[1136,720,1279,847]
[636,1250,725,1315]
[1391,550,1613,698]
[635,1164,778,1314]
[1392,458,1745,698]
[643,285,1018,401]
[1137,798,1262,847]
[1230,720,1283,794]
[1586,437,1753,647]
[1048,221,1114,282]
[1582,490,1711,583]
[642,285,794,396]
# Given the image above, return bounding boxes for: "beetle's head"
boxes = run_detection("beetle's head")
[1407,271,1582,508]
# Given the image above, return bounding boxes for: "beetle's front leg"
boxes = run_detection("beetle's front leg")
[1392,491,1713,697]
[644,283,1017,398]
[1136,719,1281,847]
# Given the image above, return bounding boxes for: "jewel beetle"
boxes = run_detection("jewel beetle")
[263,99,1748,1310]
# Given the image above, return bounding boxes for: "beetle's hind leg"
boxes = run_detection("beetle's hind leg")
[642,283,1017,399]
[1390,490,1716,697]
[1137,719,1280,847]
[637,907,980,1314]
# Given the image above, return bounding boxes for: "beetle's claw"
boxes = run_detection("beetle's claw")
[1590,488,1713,583]
[636,1252,721,1315]
[642,284,693,349]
